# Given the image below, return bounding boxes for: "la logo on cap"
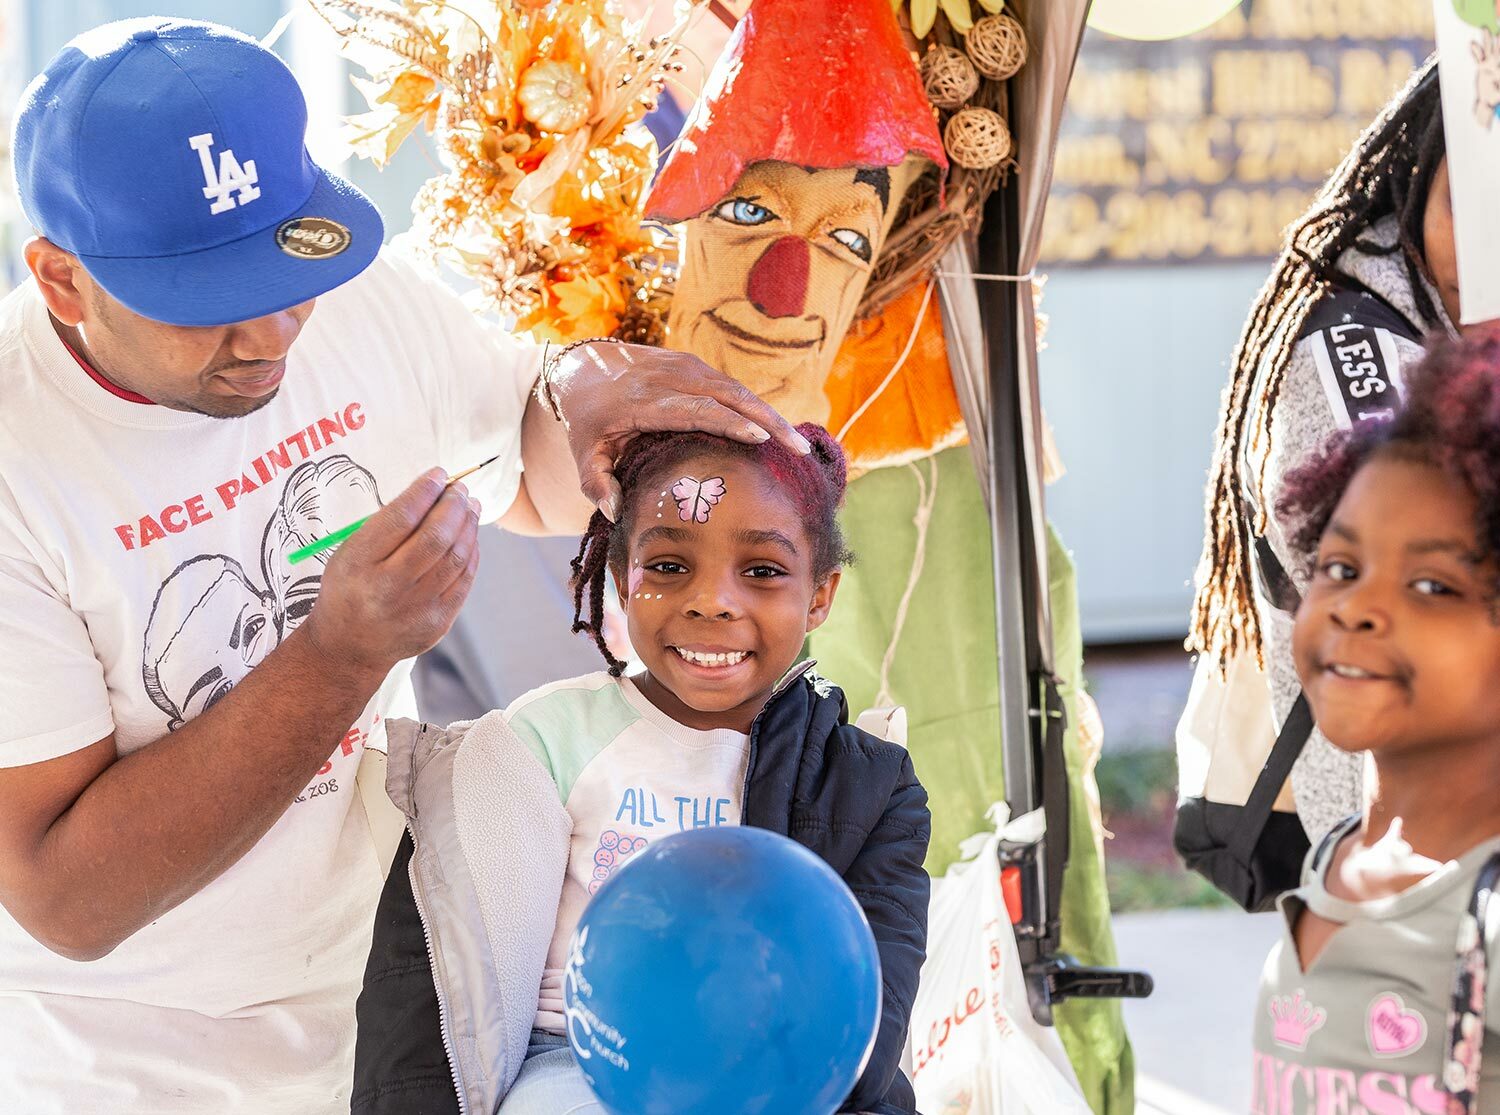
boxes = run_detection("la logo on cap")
[12,18,385,326]
[189,133,261,215]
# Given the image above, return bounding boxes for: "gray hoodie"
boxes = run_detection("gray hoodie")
[1247,214,1456,841]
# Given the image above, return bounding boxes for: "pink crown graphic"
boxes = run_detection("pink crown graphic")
[1270,991,1327,1052]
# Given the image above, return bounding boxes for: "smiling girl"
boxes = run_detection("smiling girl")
[352,423,931,1115]
[571,422,854,725]
[1251,330,1500,1114]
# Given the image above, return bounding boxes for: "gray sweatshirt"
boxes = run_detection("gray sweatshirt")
[1247,215,1456,841]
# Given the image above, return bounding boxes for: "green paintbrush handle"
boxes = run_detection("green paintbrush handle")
[287,514,371,565]
[284,453,499,566]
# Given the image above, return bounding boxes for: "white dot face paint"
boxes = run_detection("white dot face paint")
[669,476,728,524]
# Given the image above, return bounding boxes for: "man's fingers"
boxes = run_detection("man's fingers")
[576,447,623,521]
[638,394,791,447]
[435,547,481,618]
[654,354,810,454]
[413,505,481,600]
[598,476,624,524]
[345,468,447,560]
[575,396,783,519]
[387,485,477,580]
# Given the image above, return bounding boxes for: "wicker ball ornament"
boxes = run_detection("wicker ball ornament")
[966,13,1027,81]
[919,45,979,111]
[944,106,1012,170]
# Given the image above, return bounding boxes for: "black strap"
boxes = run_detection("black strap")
[1253,535,1302,618]
[1220,277,1416,884]
[1228,694,1314,866]
[1297,276,1424,345]
[1243,280,1413,616]
[1443,850,1500,1112]
[1307,813,1360,874]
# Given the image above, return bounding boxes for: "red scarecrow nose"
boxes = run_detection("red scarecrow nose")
[747,237,810,318]
[645,0,946,224]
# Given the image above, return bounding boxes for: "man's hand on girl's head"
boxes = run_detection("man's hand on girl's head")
[547,342,811,521]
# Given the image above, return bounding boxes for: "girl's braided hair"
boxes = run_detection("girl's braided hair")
[1191,58,1447,670]
[1277,327,1500,588]
[569,423,856,676]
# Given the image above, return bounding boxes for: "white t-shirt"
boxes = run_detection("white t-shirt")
[0,251,540,1113]
[500,672,750,1033]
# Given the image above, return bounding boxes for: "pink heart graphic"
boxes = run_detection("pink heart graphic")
[1367,993,1427,1058]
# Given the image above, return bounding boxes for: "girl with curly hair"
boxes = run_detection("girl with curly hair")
[1252,329,1500,1111]
[352,424,931,1115]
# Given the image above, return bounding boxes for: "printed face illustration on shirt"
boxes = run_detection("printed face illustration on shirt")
[261,457,382,637]
[143,556,277,730]
[588,829,650,895]
[143,454,382,730]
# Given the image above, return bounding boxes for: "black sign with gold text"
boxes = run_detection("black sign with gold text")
[1040,0,1434,266]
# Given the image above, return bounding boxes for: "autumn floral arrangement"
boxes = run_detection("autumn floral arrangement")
[310,0,693,343]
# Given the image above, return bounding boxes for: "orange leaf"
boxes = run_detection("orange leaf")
[378,70,440,117]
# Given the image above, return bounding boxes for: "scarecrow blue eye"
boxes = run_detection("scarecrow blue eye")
[830,227,872,262]
[714,198,777,225]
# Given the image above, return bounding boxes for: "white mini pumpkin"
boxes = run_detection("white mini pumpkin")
[517,61,591,133]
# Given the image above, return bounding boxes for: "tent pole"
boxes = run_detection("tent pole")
[977,174,1058,957]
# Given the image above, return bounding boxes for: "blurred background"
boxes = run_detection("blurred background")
[0,3,1439,1110]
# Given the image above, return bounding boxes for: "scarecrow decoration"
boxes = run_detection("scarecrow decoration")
[643,6,1130,1110]
[643,0,944,428]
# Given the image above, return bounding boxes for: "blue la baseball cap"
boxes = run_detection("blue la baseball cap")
[11,17,384,327]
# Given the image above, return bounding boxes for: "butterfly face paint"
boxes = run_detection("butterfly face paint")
[618,455,842,734]
[671,476,727,524]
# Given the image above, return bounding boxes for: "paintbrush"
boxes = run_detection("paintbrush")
[286,454,501,566]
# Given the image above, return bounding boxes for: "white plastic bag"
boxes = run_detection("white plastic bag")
[906,808,1091,1115]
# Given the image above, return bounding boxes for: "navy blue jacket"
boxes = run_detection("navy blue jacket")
[352,674,931,1114]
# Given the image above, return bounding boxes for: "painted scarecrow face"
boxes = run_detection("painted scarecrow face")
[668,160,909,427]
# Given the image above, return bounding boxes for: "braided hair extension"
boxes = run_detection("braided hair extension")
[1190,58,1447,670]
[569,423,856,676]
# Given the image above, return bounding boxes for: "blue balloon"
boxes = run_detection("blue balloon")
[563,826,881,1115]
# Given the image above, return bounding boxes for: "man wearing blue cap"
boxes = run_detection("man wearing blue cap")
[0,17,804,1113]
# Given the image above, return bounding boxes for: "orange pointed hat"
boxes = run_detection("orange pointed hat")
[645,0,947,223]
